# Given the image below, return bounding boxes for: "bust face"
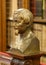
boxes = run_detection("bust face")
[14,17,30,34]
[13,8,33,34]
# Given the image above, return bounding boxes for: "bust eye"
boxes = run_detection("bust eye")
[25,22,29,24]
[14,20,17,22]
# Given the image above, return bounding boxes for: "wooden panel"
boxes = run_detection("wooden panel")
[34,19,46,23]
[32,59,40,65]
[0,0,2,51]
[1,0,6,51]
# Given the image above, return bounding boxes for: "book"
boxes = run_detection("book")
[30,0,36,16]
[36,0,42,17]
[30,0,43,18]
[0,52,13,65]
[17,0,23,8]
[6,0,18,19]
[42,0,46,19]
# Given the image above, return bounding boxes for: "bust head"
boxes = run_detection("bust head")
[13,8,33,34]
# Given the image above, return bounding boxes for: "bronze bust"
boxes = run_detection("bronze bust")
[9,8,40,56]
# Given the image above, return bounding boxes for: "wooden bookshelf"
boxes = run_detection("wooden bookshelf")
[34,19,46,23]
[1,0,46,52]
[7,18,46,23]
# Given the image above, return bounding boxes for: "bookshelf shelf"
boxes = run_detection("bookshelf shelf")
[7,18,46,23]
[34,19,46,23]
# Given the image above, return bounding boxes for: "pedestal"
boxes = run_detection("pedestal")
[0,52,46,65]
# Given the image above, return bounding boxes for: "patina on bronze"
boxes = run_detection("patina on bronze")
[9,8,40,56]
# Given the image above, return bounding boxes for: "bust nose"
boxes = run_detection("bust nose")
[15,20,23,26]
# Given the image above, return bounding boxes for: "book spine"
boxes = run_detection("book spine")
[6,0,12,18]
[30,0,36,16]
[42,0,46,19]
[17,0,23,8]
[36,0,43,18]
[30,0,43,18]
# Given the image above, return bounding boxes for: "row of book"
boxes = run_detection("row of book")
[6,0,18,19]
[30,0,46,19]
[0,52,12,65]
[6,0,46,19]
[33,23,46,63]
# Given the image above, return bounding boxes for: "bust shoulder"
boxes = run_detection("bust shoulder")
[19,31,39,53]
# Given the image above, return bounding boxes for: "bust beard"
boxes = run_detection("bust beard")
[10,27,34,52]
[15,26,32,35]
